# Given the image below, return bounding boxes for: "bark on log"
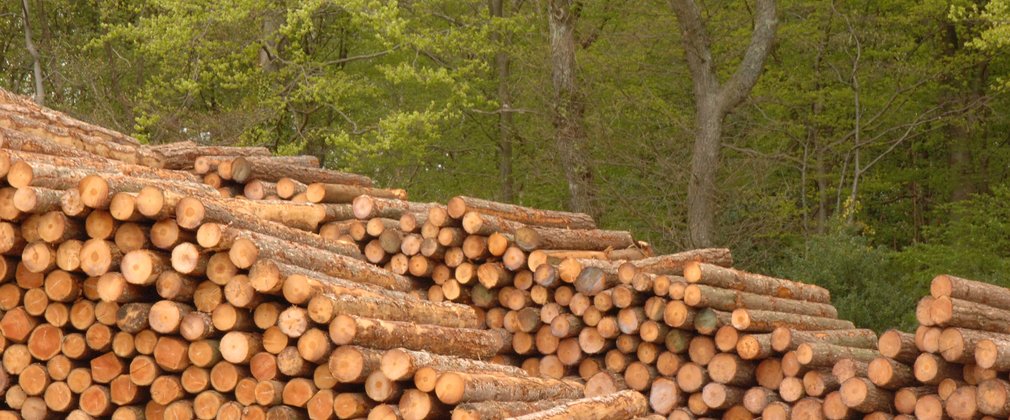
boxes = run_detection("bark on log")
[433,371,584,405]
[685,263,831,303]
[771,328,878,352]
[506,390,648,420]
[329,314,511,359]
[447,195,596,229]
[229,156,372,186]
[684,284,837,318]
[731,309,854,333]
[513,226,634,252]
[379,347,525,381]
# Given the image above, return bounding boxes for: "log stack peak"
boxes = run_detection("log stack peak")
[0,87,1003,420]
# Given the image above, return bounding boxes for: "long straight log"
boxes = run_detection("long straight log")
[447,195,596,229]
[772,328,878,352]
[230,156,373,186]
[975,336,1010,370]
[796,342,881,367]
[684,285,838,318]
[685,263,831,303]
[931,274,1010,308]
[618,248,733,280]
[731,309,855,332]
[930,296,1010,334]
[379,348,526,381]
[513,226,634,252]
[506,390,648,420]
[433,371,584,405]
[329,315,511,359]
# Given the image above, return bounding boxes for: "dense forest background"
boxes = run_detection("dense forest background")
[3,0,1010,331]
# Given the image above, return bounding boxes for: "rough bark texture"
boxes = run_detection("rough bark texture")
[508,389,648,420]
[329,314,511,359]
[670,0,777,247]
[547,0,597,218]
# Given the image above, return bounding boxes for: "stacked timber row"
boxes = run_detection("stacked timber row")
[889,274,1010,420]
[0,89,662,420]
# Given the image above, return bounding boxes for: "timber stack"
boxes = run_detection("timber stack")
[2,88,1009,420]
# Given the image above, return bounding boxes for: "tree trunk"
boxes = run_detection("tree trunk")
[671,0,777,247]
[490,0,515,203]
[20,0,44,105]
[548,0,597,218]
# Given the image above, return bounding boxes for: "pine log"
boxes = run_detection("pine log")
[379,348,525,381]
[771,328,878,352]
[913,353,964,385]
[939,327,1008,364]
[329,315,511,359]
[975,336,1010,371]
[434,371,584,405]
[796,342,881,367]
[685,263,831,303]
[618,248,733,279]
[450,400,569,420]
[684,284,838,318]
[840,377,893,413]
[506,390,648,420]
[513,226,633,252]
[877,329,918,364]
[978,378,1010,417]
[945,385,978,419]
[446,195,596,229]
[930,296,1010,334]
[228,156,371,185]
[894,386,933,415]
[867,357,916,389]
[731,309,854,332]
[931,274,1010,308]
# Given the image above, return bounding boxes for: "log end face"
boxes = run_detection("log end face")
[7,160,33,188]
[12,187,36,213]
[867,358,893,387]
[328,315,357,346]
[195,223,222,249]
[175,197,205,230]
[351,195,375,220]
[446,196,466,220]
[930,274,953,298]
[839,377,869,407]
[683,261,702,283]
[975,339,998,369]
[730,308,751,331]
[136,187,165,217]
[433,372,465,405]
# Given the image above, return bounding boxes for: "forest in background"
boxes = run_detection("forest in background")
[3,0,1010,331]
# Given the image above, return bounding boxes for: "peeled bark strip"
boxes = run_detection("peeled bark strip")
[772,328,878,352]
[447,195,596,229]
[513,226,634,252]
[506,390,647,420]
[434,371,584,405]
[731,309,854,332]
[685,263,831,303]
[329,314,511,359]
[684,284,838,318]
[379,348,525,381]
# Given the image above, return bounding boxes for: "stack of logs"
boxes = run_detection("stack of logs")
[8,87,1010,420]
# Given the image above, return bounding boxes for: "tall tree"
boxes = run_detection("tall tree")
[20,0,43,105]
[548,0,597,217]
[491,0,515,202]
[670,0,777,246]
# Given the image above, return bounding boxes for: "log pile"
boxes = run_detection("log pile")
[5,88,1010,419]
